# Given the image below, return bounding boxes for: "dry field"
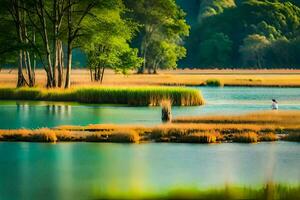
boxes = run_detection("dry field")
[1,69,300,87]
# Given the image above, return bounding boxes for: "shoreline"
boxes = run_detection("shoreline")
[1,111,300,143]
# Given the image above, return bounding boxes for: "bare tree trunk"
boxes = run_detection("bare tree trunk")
[65,0,72,89]
[57,40,64,87]
[52,0,59,87]
[89,67,93,82]
[17,50,26,87]
[100,67,105,83]
[65,41,72,88]
[13,0,26,87]
[37,0,53,88]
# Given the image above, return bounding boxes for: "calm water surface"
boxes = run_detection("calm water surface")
[0,142,299,199]
[0,87,300,128]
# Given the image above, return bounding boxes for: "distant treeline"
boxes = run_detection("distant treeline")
[178,0,300,69]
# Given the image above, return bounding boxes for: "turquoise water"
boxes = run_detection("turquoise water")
[0,142,299,199]
[0,87,300,128]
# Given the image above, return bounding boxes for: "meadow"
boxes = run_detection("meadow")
[2,69,300,87]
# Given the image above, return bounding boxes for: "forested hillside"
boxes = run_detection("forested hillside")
[178,0,300,68]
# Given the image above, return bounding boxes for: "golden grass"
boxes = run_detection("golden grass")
[86,130,140,143]
[1,111,300,143]
[259,133,278,142]
[0,86,204,106]
[2,69,300,87]
[232,132,258,143]
[173,111,300,126]
[178,132,219,143]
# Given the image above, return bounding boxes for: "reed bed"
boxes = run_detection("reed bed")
[0,87,204,106]
[0,123,299,143]
[259,133,278,142]
[283,133,300,142]
[86,130,140,143]
[232,132,258,143]
[178,132,219,143]
[173,111,300,125]
[2,110,300,143]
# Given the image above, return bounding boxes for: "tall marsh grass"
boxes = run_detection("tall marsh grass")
[232,132,258,143]
[283,133,300,142]
[0,87,204,106]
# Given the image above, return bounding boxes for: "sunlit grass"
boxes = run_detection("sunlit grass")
[2,69,300,87]
[0,86,204,106]
[259,133,278,142]
[232,132,258,143]
[1,111,300,143]
[92,183,300,199]
[173,111,300,126]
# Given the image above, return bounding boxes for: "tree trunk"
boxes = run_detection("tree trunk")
[15,0,26,87]
[57,40,64,87]
[65,0,72,89]
[17,50,26,87]
[52,0,59,87]
[38,0,53,88]
[100,67,105,83]
[65,41,72,88]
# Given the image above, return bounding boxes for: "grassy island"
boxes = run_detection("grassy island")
[0,86,204,106]
[1,111,299,144]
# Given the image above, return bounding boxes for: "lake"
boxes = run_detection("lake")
[0,142,299,199]
[0,87,300,129]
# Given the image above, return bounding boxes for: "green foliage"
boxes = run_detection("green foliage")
[205,79,224,87]
[239,34,271,68]
[198,33,233,67]
[125,0,190,73]
[182,0,300,68]
[81,0,142,79]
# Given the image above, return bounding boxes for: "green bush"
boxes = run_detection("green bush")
[205,79,224,87]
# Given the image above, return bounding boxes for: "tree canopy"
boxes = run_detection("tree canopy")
[180,0,300,68]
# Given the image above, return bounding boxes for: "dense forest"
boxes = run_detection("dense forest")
[178,0,300,68]
[0,0,300,88]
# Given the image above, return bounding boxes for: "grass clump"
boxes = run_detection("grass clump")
[108,130,140,143]
[179,132,218,143]
[86,130,140,143]
[232,132,258,143]
[259,133,278,142]
[0,87,204,106]
[283,133,300,142]
[0,128,57,143]
[205,79,224,87]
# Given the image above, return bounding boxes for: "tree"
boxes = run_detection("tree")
[2,0,38,87]
[239,34,270,68]
[81,0,142,83]
[198,32,232,68]
[124,0,189,73]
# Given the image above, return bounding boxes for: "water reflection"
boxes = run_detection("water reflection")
[46,104,72,117]
[0,142,299,199]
